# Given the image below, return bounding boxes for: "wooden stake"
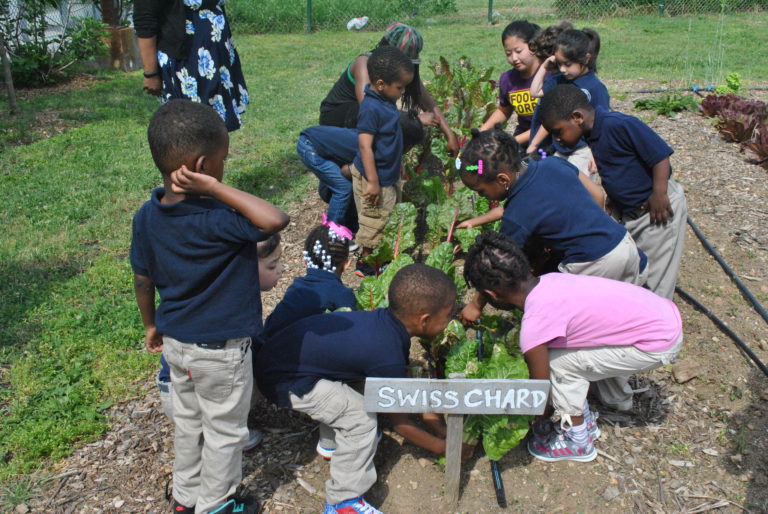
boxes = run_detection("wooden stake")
[445,372,465,504]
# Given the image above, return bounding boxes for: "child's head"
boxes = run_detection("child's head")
[147,99,228,177]
[257,233,283,291]
[458,127,524,201]
[538,84,593,149]
[553,28,600,78]
[400,111,425,151]
[500,20,541,74]
[529,20,574,64]
[302,222,352,275]
[367,46,415,104]
[388,264,456,338]
[464,231,532,310]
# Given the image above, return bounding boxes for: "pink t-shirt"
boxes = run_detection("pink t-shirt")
[519,273,682,354]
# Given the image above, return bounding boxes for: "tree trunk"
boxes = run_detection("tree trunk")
[0,32,19,115]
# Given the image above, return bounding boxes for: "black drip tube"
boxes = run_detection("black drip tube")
[675,286,768,377]
[686,216,768,324]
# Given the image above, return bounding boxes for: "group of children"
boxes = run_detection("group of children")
[130,18,687,514]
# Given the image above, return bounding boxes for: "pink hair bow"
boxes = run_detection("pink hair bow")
[322,213,354,241]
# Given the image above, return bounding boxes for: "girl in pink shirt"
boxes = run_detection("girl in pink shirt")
[462,231,683,462]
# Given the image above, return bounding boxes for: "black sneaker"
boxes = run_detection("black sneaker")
[210,496,260,514]
[172,501,195,514]
[354,260,377,278]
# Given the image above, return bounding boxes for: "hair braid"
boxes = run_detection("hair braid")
[464,231,531,293]
[303,225,350,272]
[460,127,523,182]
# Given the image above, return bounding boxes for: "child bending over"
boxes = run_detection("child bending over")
[256,264,456,513]
[131,99,289,513]
[539,84,688,299]
[350,45,415,277]
[464,232,683,462]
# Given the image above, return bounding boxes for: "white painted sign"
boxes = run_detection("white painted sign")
[363,378,550,415]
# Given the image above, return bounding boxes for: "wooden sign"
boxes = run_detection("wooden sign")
[364,377,550,415]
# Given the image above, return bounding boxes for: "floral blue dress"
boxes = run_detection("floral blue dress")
[157,0,248,131]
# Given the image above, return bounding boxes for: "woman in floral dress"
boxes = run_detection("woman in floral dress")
[134,0,248,131]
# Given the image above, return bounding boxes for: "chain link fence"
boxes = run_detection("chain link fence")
[226,0,766,34]
[2,0,99,44]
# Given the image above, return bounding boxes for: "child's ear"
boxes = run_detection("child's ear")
[193,155,206,174]
[374,78,385,90]
[417,312,431,330]
[496,172,513,189]
[482,288,500,303]
[571,110,585,126]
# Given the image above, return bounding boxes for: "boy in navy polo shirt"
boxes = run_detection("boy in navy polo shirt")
[539,85,687,299]
[297,113,425,236]
[130,99,289,514]
[350,45,415,276]
[256,264,456,514]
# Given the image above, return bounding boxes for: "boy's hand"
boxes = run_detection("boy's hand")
[446,133,460,158]
[363,182,380,206]
[170,165,219,196]
[646,190,673,225]
[145,325,163,353]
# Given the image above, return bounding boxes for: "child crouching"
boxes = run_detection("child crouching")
[464,231,683,462]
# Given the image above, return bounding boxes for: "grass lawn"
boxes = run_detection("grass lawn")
[1,4,767,487]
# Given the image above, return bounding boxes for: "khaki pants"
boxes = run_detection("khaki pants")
[618,179,687,300]
[290,379,378,504]
[549,333,682,417]
[556,145,593,176]
[350,164,400,249]
[558,231,648,286]
[163,336,252,513]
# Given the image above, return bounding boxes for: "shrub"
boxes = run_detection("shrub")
[1,0,108,87]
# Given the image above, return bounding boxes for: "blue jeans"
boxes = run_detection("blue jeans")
[297,135,354,228]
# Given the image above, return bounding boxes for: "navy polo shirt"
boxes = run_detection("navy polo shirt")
[352,85,403,187]
[532,71,610,155]
[256,309,411,407]
[130,188,266,342]
[263,268,356,339]
[300,126,359,165]
[501,158,626,265]
[587,107,674,213]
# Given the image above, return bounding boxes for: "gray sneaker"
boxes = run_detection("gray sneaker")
[243,428,263,452]
[528,430,597,463]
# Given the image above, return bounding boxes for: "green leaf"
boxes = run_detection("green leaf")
[355,276,384,311]
[455,226,481,252]
[377,253,414,293]
[365,202,418,266]
[424,241,455,272]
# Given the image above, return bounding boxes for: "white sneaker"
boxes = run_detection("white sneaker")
[243,428,263,452]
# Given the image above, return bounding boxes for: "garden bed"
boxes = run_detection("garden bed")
[18,82,768,513]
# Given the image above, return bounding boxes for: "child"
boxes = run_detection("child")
[263,222,355,339]
[539,84,688,300]
[243,233,285,451]
[298,112,426,235]
[350,45,415,276]
[318,22,459,156]
[463,232,682,462]
[479,20,543,145]
[527,27,608,175]
[256,264,456,513]
[131,99,289,513]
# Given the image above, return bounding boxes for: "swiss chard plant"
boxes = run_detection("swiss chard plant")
[442,313,531,460]
[363,202,418,269]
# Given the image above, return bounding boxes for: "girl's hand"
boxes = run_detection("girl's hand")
[459,303,482,325]
[418,112,438,127]
[446,132,460,158]
[545,55,557,64]
[170,165,219,196]
[456,220,474,230]
[526,144,538,155]
[645,191,673,225]
[143,75,162,96]
[363,182,381,206]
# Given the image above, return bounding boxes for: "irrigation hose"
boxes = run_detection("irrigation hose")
[686,216,768,325]
[624,87,768,94]
[675,286,768,377]
[476,330,507,508]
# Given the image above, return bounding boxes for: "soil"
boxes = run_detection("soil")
[17,80,768,513]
